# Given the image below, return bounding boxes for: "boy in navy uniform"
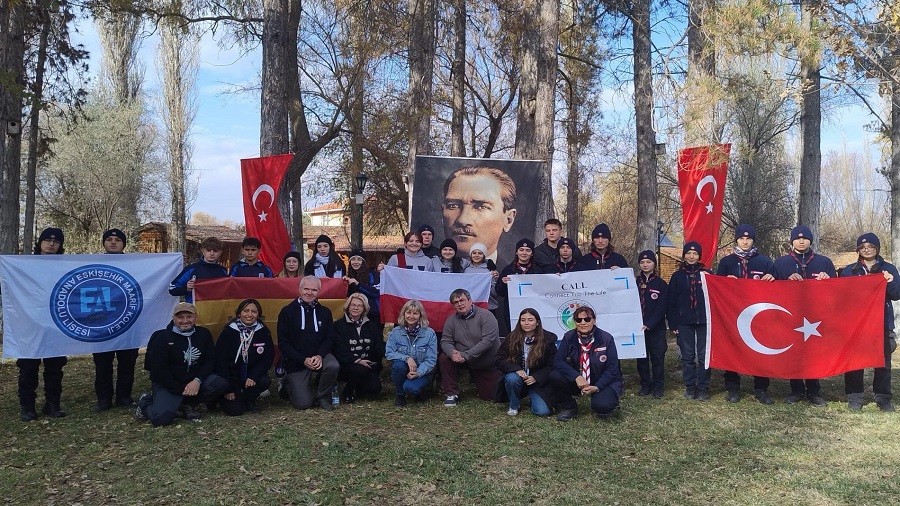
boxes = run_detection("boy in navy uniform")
[230,237,274,277]
[667,241,712,401]
[574,223,629,271]
[773,225,835,406]
[169,236,228,303]
[542,237,579,274]
[840,233,900,412]
[715,224,776,404]
[636,250,668,398]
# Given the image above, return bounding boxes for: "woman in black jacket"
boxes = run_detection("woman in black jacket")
[495,308,558,416]
[333,293,385,403]
[215,299,275,415]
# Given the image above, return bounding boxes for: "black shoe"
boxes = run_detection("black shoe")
[595,406,621,420]
[394,395,407,407]
[684,386,696,400]
[318,396,334,411]
[785,393,804,404]
[696,389,710,402]
[116,397,135,408]
[637,386,651,396]
[848,399,863,411]
[877,400,895,412]
[181,404,202,420]
[245,400,260,413]
[808,395,827,407]
[652,387,664,399]
[95,399,113,412]
[42,402,66,418]
[20,405,37,422]
[556,408,577,421]
[725,390,740,403]
[754,390,774,405]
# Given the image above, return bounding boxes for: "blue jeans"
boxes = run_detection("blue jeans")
[677,324,709,390]
[391,360,432,397]
[502,372,551,416]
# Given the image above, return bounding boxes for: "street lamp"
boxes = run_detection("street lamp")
[352,173,368,251]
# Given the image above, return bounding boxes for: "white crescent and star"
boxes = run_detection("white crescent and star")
[251,184,275,222]
[696,175,718,214]
[736,303,823,355]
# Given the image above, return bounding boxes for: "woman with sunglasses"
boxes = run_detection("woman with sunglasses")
[550,306,622,421]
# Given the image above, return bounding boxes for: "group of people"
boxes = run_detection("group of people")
[15,216,898,425]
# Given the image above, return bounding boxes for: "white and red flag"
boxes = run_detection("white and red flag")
[677,144,730,266]
[380,266,491,332]
[241,154,294,269]
[703,273,886,379]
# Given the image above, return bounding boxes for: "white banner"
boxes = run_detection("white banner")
[0,253,183,359]
[507,269,646,359]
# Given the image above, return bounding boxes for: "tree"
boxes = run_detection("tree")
[449,0,466,156]
[797,0,823,247]
[0,1,25,253]
[632,0,658,255]
[406,0,436,219]
[96,2,143,104]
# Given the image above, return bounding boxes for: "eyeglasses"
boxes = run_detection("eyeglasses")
[451,299,469,305]
[574,317,593,323]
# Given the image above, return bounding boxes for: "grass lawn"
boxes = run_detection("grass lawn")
[1,341,898,505]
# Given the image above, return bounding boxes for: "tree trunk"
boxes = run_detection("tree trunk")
[0,1,24,254]
[450,0,466,157]
[633,0,658,255]
[565,85,580,240]
[23,3,52,251]
[260,0,290,158]
[407,0,436,223]
[685,0,718,145]
[284,0,303,247]
[797,0,822,249]
[350,27,366,250]
[890,64,900,268]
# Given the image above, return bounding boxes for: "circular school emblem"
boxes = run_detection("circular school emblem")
[650,293,658,300]
[50,264,143,342]
[558,300,595,331]
[599,355,607,363]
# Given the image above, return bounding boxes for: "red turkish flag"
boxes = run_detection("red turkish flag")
[677,144,730,265]
[703,274,886,379]
[241,154,294,269]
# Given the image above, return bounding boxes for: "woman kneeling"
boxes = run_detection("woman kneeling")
[495,308,557,416]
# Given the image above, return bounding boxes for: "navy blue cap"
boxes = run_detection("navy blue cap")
[856,233,880,251]
[592,223,611,240]
[417,224,435,234]
[516,238,535,251]
[557,237,577,251]
[790,226,813,243]
[638,250,657,264]
[683,241,702,256]
[735,224,755,241]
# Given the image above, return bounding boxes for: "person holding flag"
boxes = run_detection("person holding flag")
[715,225,776,405]
[169,236,228,303]
[840,233,900,412]
[773,225,836,406]
[667,241,713,401]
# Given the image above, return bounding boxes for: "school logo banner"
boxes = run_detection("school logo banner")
[0,254,183,359]
[507,270,646,359]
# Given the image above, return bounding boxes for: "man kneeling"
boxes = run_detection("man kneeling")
[136,303,228,426]
[551,306,623,421]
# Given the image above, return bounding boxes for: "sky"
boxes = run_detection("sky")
[70,13,884,227]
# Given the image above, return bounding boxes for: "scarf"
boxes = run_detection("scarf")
[556,258,576,273]
[405,323,421,342]
[638,272,657,309]
[171,324,195,337]
[577,333,594,382]
[851,257,882,276]
[298,299,320,332]
[234,321,258,365]
[314,253,330,277]
[680,262,704,309]
[514,261,533,274]
[789,250,815,278]
[733,246,758,279]
[523,335,535,375]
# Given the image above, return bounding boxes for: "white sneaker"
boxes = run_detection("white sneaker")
[507,408,519,416]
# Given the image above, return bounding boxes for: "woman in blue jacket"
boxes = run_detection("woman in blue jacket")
[385,300,437,406]
[840,233,900,412]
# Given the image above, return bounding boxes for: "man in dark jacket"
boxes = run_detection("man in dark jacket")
[135,303,228,426]
[277,276,341,410]
[542,237,580,274]
[418,224,440,258]
[533,219,581,268]
[773,225,836,406]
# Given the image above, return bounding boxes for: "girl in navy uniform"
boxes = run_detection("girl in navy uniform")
[636,250,668,398]
[550,306,623,420]
[574,223,629,271]
[773,225,835,406]
[839,233,900,412]
[667,241,712,401]
[497,239,542,336]
[715,224,776,404]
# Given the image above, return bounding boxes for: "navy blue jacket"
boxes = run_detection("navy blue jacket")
[667,264,711,327]
[214,322,275,393]
[277,299,337,373]
[533,239,582,268]
[554,327,623,395]
[542,258,578,274]
[230,260,274,278]
[147,324,216,394]
[716,251,775,279]
[773,251,836,280]
[496,261,541,299]
[169,259,228,302]
[840,257,900,332]
[637,273,668,331]
[573,249,629,271]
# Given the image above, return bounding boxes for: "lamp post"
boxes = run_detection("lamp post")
[352,173,368,251]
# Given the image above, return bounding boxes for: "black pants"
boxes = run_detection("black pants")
[220,375,272,416]
[790,379,821,397]
[845,335,892,401]
[93,348,139,404]
[338,362,383,398]
[550,370,619,415]
[723,371,770,392]
[636,326,666,390]
[17,357,67,406]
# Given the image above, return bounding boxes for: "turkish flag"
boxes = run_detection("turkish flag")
[241,154,294,269]
[703,273,886,379]
[677,144,730,265]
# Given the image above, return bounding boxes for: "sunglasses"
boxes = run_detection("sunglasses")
[574,317,593,323]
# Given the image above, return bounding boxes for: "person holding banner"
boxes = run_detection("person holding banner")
[667,241,713,401]
[93,228,140,412]
[17,227,68,422]
[715,225,776,405]
[542,237,579,274]
[439,289,502,406]
[385,300,438,406]
[464,242,500,313]
[385,232,435,271]
[169,236,228,303]
[214,299,275,415]
[636,250,668,399]
[230,237,274,277]
[304,235,344,278]
[333,293,384,403]
[278,251,303,278]
[496,239,541,336]
[550,306,623,421]
[495,308,558,416]
[840,233,900,412]
[344,249,382,325]
[773,226,835,406]
[574,223,629,271]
